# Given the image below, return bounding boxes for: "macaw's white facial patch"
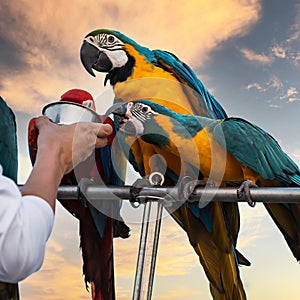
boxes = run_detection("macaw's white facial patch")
[105,49,128,69]
[129,117,144,136]
[121,103,145,136]
[120,117,144,136]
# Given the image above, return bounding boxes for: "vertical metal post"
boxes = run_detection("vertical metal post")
[147,201,163,299]
[132,201,163,300]
[132,172,164,300]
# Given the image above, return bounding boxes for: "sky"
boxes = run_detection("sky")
[1,0,300,299]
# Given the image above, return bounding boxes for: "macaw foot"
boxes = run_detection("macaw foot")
[237,179,258,207]
[179,176,215,201]
[113,220,130,239]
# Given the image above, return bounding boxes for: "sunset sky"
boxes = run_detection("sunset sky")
[1,0,300,299]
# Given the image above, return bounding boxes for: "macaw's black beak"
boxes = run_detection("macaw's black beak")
[104,102,139,136]
[80,41,113,77]
[104,102,127,120]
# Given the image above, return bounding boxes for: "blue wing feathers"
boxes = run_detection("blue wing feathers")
[90,206,107,238]
[153,49,227,119]
[291,174,300,185]
[100,145,113,182]
[213,117,300,185]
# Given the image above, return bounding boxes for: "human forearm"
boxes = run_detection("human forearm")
[21,146,65,212]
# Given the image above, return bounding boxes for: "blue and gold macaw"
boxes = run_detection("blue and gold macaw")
[80,29,226,118]
[80,30,249,299]
[110,100,300,298]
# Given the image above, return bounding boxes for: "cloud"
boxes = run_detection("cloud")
[240,2,300,66]
[266,76,284,90]
[291,149,300,165]
[157,287,202,299]
[271,41,300,65]
[271,44,287,59]
[0,0,261,114]
[280,87,300,103]
[241,41,300,68]
[245,76,300,106]
[246,75,283,93]
[292,2,300,35]
[269,104,280,109]
[238,204,268,249]
[240,47,274,65]
[273,3,300,64]
[246,82,264,91]
[20,252,90,300]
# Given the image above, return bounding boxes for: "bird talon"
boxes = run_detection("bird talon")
[237,179,258,207]
[180,176,215,201]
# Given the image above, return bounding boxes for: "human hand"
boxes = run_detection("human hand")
[35,116,113,174]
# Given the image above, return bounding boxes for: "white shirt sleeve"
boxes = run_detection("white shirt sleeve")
[0,166,54,283]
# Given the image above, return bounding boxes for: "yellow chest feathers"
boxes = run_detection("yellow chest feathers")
[113,45,199,114]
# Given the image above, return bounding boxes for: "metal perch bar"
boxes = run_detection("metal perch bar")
[18,185,300,203]
[32,185,300,203]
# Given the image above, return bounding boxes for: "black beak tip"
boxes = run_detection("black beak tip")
[89,70,96,77]
[87,70,96,77]
[104,102,127,120]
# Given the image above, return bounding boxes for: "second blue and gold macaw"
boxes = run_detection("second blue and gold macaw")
[110,99,300,294]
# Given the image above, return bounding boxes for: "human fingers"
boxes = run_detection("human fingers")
[34,116,60,150]
[95,137,108,148]
[93,123,113,148]
[34,116,53,129]
[96,123,113,137]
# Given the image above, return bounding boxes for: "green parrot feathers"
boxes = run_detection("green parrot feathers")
[0,96,18,183]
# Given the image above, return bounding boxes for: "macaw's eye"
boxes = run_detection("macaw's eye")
[142,106,149,113]
[108,35,115,43]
